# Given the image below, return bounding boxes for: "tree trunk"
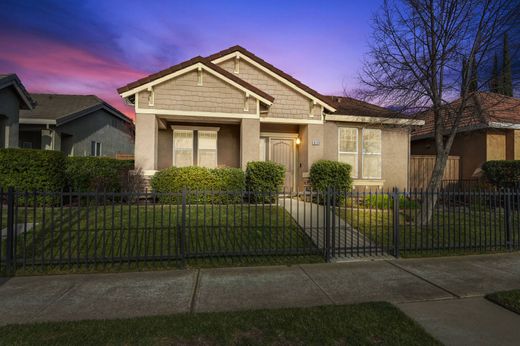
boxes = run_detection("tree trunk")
[418,150,448,225]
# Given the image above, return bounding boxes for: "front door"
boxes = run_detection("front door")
[270,138,295,191]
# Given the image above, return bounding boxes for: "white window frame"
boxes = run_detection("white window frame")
[90,141,102,157]
[197,130,218,168]
[337,127,358,178]
[172,129,194,167]
[361,128,382,179]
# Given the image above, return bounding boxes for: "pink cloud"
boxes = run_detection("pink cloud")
[0,31,146,119]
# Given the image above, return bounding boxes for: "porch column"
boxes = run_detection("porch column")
[135,113,158,175]
[240,118,260,170]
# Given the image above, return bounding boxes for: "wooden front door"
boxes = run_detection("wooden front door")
[270,138,295,191]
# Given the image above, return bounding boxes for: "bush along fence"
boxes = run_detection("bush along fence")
[1,187,520,274]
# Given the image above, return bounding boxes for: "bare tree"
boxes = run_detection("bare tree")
[360,0,519,222]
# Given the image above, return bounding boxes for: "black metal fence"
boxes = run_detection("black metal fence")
[1,187,519,273]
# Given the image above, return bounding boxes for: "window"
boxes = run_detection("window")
[90,141,102,156]
[173,130,193,167]
[198,131,217,168]
[338,128,382,179]
[259,137,267,161]
[338,128,358,177]
[362,129,382,179]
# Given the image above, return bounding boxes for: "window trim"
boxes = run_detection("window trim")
[171,126,220,168]
[361,128,382,179]
[337,127,359,178]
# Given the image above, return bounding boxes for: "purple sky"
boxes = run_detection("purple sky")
[0,0,381,117]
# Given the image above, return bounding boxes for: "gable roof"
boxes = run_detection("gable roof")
[20,94,132,126]
[412,92,520,139]
[207,45,337,111]
[0,74,35,110]
[117,56,274,104]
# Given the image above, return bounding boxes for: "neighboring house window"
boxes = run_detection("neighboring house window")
[362,129,382,179]
[173,130,194,167]
[338,127,358,177]
[198,131,217,168]
[90,141,102,156]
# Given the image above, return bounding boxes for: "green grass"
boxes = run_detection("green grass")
[486,289,520,314]
[1,204,323,273]
[0,302,440,346]
[339,199,520,257]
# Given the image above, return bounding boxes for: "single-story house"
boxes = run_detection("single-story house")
[19,94,134,158]
[0,74,35,148]
[412,92,520,180]
[118,46,423,190]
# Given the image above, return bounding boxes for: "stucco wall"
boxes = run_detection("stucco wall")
[57,109,134,157]
[0,87,20,148]
[138,70,257,115]
[217,59,322,120]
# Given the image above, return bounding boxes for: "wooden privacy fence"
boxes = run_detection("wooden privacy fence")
[409,155,460,190]
[115,153,134,161]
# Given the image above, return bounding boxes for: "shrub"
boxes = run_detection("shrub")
[362,194,419,209]
[0,148,66,192]
[482,160,520,189]
[65,157,134,192]
[150,166,245,204]
[309,160,353,193]
[245,161,285,202]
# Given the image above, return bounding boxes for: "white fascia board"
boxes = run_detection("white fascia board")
[136,107,260,120]
[489,121,520,129]
[326,114,425,126]
[211,52,336,112]
[19,118,57,125]
[259,117,323,125]
[120,62,272,106]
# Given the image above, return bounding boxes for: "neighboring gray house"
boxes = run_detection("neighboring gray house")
[19,94,134,157]
[0,74,35,148]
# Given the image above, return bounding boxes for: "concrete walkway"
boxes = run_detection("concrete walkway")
[280,198,384,260]
[0,253,519,344]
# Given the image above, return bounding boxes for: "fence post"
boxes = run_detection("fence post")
[324,188,332,262]
[505,188,512,251]
[392,187,400,258]
[179,188,187,267]
[5,187,15,273]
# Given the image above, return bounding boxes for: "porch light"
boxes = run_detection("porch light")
[295,137,301,145]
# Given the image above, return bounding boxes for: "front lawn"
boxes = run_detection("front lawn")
[486,289,520,314]
[339,197,520,257]
[1,204,322,273]
[0,302,440,346]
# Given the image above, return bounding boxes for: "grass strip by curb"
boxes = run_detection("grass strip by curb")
[486,289,520,315]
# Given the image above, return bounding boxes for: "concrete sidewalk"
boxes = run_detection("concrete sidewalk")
[0,253,519,343]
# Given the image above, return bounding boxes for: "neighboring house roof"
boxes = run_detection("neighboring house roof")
[206,45,337,110]
[20,94,133,126]
[117,56,274,104]
[412,92,520,140]
[0,74,35,110]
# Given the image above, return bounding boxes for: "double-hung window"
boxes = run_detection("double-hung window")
[172,128,218,168]
[338,128,358,177]
[173,130,194,167]
[197,131,218,168]
[338,127,382,179]
[362,129,382,179]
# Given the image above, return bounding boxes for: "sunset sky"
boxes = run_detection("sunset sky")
[0,0,381,118]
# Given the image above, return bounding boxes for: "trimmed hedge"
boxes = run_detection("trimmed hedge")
[0,148,66,192]
[482,160,520,189]
[245,161,285,202]
[309,160,353,192]
[363,194,418,209]
[150,166,245,203]
[65,157,134,192]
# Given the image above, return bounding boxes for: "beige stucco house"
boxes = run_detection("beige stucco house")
[118,46,423,190]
